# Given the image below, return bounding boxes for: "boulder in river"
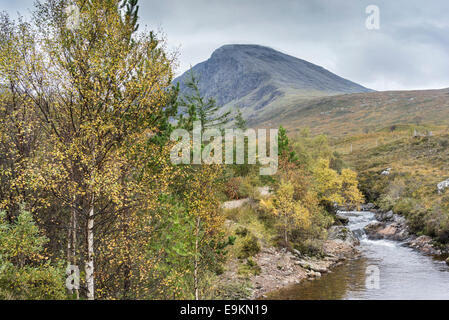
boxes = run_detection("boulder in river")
[364,219,409,241]
[364,221,385,240]
[335,214,350,225]
[375,210,394,222]
[328,226,360,246]
[406,236,442,255]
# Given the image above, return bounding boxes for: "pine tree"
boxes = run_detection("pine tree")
[0,207,66,300]
[234,108,247,131]
[278,126,299,163]
[177,72,231,132]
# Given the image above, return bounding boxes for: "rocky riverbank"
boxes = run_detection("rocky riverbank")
[219,191,362,299]
[218,221,361,299]
[249,237,359,299]
[363,204,449,257]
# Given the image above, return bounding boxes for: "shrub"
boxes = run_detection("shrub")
[427,202,449,242]
[293,239,324,257]
[237,234,260,259]
[235,227,249,237]
[224,175,261,200]
[393,197,417,216]
[406,210,427,234]
[238,175,261,200]
[0,209,66,300]
[224,177,242,200]
[237,258,261,276]
[215,281,252,300]
[439,138,449,148]
[377,194,395,212]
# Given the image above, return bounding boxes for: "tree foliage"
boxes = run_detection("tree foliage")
[260,127,364,248]
[177,72,231,132]
[0,207,66,300]
[0,0,366,300]
[261,180,311,245]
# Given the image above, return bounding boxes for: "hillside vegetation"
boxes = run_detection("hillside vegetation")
[337,126,449,242]
[255,88,449,136]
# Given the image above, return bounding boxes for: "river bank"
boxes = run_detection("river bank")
[219,195,362,300]
[251,238,359,299]
[264,209,449,300]
[218,237,360,299]
[363,204,449,258]
[219,196,449,299]
[218,206,361,299]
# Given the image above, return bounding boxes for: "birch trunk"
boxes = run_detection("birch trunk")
[67,212,73,295]
[72,200,79,300]
[85,197,95,300]
[284,217,288,246]
[194,217,200,300]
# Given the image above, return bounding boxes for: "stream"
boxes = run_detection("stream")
[268,211,449,300]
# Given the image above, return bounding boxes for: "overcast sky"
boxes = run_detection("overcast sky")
[2,0,449,91]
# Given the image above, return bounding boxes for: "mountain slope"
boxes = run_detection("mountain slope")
[174,44,372,124]
[255,88,449,136]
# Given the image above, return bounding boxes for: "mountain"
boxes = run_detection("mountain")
[174,44,373,125]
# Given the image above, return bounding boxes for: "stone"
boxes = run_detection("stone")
[257,186,272,197]
[437,179,449,194]
[364,221,386,240]
[362,203,376,211]
[296,260,328,273]
[328,226,360,246]
[375,210,394,222]
[407,236,441,255]
[335,215,350,225]
[364,217,410,241]
[307,270,322,278]
[393,214,406,224]
[378,224,398,237]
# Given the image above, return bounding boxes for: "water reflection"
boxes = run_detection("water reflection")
[265,256,370,300]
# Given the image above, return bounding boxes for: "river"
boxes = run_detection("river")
[267,211,449,300]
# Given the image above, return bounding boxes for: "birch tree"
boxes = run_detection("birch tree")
[184,165,224,300]
[3,0,176,299]
[261,180,311,245]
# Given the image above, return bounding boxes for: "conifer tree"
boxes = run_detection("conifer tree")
[234,108,247,131]
[177,72,231,132]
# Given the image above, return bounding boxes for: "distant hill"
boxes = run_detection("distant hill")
[174,44,372,125]
[255,88,449,137]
